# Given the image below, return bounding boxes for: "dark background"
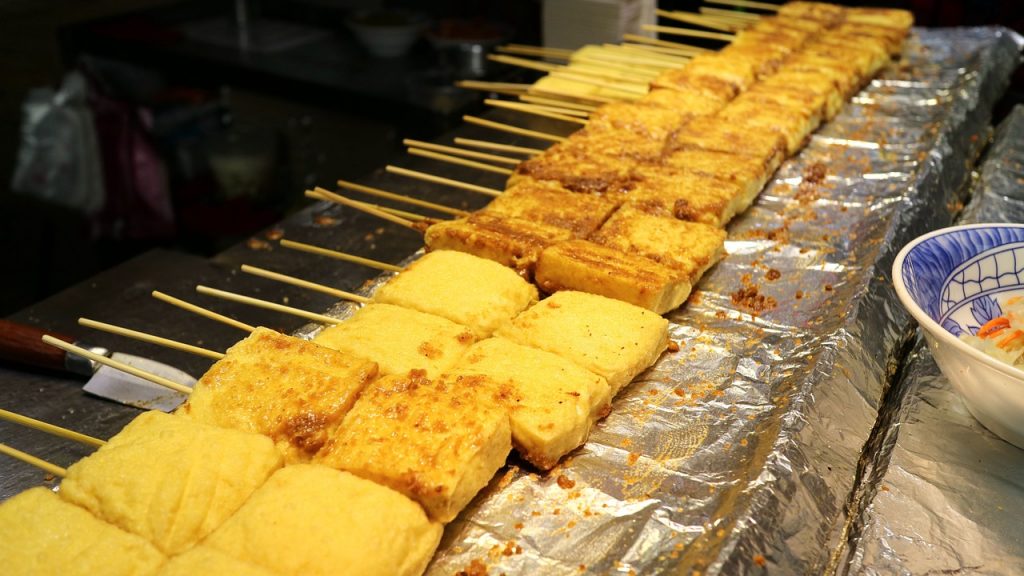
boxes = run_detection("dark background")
[0,0,1020,317]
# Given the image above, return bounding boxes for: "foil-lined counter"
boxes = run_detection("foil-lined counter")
[842,105,1024,575]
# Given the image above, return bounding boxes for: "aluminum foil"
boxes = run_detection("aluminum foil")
[294,28,1021,575]
[841,105,1024,575]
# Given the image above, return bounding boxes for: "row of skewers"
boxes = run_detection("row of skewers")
[0,1,914,574]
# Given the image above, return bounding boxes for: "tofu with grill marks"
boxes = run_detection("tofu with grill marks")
[666,115,787,174]
[424,213,573,277]
[718,97,821,155]
[624,169,745,228]
[481,179,621,237]
[649,69,738,102]
[586,101,696,141]
[658,147,778,205]
[757,70,844,119]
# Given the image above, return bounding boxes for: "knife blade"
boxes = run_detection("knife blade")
[0,319,195,412]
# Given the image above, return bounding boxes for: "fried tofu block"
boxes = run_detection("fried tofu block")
[448,337,612,469]
[659,147,777,204]
[179,327,377,462]
[731,29,806,55]
[804,39,889,81]
[424,213,573,277]
[317,372,510,522]
[718,98,821,155]
[784,54,862,98]
[591,205,727,282]
[676,53,758,94]
[750,16,823,39]
[374,249,539,338]
[776,2,847,27]
[586,101,695,141]
[204,465,443,576]
[667,115,787,174]
[625,169,746,227]
[497,291,669,394]
[718,43,789,78]
[158,546,275,576]
[836,22,907,56]
[60,411,283,555]
[641,87,729,113]
[1,487,166,576]
[313,303,475,378]
[534,239,692,315]
[845,7,914,31]
[757,70,845,119]
[742,82,829,121]
[649,69,738,102]
[481,179,621,237]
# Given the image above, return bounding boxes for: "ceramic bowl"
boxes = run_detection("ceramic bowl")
[346,10,426,58]
[893,223,1024,449]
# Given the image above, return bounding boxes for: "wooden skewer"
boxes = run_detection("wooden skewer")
[462,115,569,143]
[517,95,597,113]
[547,71,647,97]
[78,318,224,361]
[152,291,256,333]
[568,54,667,76]
[622,33,712,53]
[0,442,66,477]
[656,9,741,32]
[529,86,616,105]
[401,140,521,167]
[618,43,700,58]
[499,43,574,59]
[704,0,779,12]
[455,80,531,96]
[700,6,761,23]
[240,264,371,304]
[488,54,562,73]
[499,100,590,118]
[374,204,439,223]
[41,335,193,395]
[0,408,106,448]
[196,285,342,326]
[385,165,504,197]
[570,50,679,70]
[337,177,471,215]
[307,188,420,232]
[454,137,545,156]
[642,24,736,42]
[280,239,403,273]
[604,44,691,65]
[407,148,516,175]
[483,100,588,125]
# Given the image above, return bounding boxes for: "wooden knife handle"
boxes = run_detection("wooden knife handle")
[0,319,75,372]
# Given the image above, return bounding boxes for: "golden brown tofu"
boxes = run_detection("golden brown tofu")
[0,487,166,576]
[625,169,744,228]
[660,145,778,202]
[316,372,511,522]
[784,54,863,98]
[481,179,621,237]
[845,7,914,31]
[649,69,739,102]
[61,411,283,556]
[742,82,829,121]
[804,39,888,81]
[731,29,806,53]
[424,213,574,277]
[750,16,823,39]
[448,337,612,470]
[158,546,275,576]
[757,70,845,119]
[777,2,847,27]
[534,239,692,314]
[718,98,821,155]
[586,101,696,141]
[591,205,727,282]
[313,303,475,378]
[179,327,378,462]
[204,465,443,576]
[641,87,729,113]
[374,249,539,338]
[717,43,789,79]
[835,22,907,56]
[497,291,669,394]
[677,53,758,94]
[667,115,787,174]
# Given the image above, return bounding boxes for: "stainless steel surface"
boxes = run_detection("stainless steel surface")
[0,26,1019,575]
[842,105,1024,575]
[81,353,196,412]
[64,344,108,377]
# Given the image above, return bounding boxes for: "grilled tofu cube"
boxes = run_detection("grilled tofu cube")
[204,465,443,576]
[776,2,847,27]
[835,22,907,55]
[784,53,862,98]
[624,171,743,228]
[718,43,789,78]
[718,97,821,155]
[60,411,283,556]
[591,205,727,282]
[534,239,692,314]
[845,7,914,31]
[742,82,829,122]
[641,87,729,113]
[586,101,696,140]
[313,303,475,378]
[448,337,612,469]
[424,213,574,277]
[179,327,377,462]
[0,487,166,576]
[649,69,739,102]
[804,39,889,81]
[497,291,669,394]
[676,53,757,95]
[480,179,621,237]
[374,249,539,338]
[158,547,275,576]
[749,16,823,39]
[316,372,511,522]
[667,115,787,174]
[659,146,778,205]
[757,70,845,119]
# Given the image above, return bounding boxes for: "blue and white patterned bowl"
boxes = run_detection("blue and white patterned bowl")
[893,223,1024,449]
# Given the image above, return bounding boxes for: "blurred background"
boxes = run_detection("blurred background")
[0,0,1021,316]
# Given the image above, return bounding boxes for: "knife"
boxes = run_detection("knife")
[0,319,196,412]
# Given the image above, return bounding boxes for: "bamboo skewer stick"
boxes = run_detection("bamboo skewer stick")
[547,71,647,97]
[618,43,700,58]
[488,54,562,73]
[483,100,588,125]
[517,96,597,114]
[453,137,545,156]
[337,177,472,215]
[462,115,569,143]
[0,442,66,477]
[600,43,691,63]
[385,165,504,197]
[401,140,521,166]
[529,86,616,105]
[455,80,532,97]
[375,204,439,223]
[280,239,402,272]
[407,148,516,175]
[78,318,224,361]
[642,24,736,42]
[240,264,371,304]
[705,0,779,12]
[307,188,420,232]
[622,33,712,53]
[152,291,256,333]
[700,6,761,23]
[568,50,678,70]
[0,408,106,448]
[488,98,591,118]
[656,9,741,32]
[196,285,342,326]
[497,44,574,59]
[42,336,193,395]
